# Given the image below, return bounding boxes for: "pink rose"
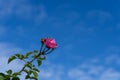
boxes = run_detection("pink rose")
[41,38,57,48]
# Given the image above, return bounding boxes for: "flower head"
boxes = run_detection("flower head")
[41,38,57,49]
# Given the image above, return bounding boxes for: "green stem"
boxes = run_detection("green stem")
[18,44,44,75]
[18,52,41,74]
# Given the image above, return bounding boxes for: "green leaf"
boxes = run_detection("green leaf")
[25,52,33,58]
[29,77,38,80]
[25,62,33,69]
[27,70,32,75]
[0,73,5,77]
[15,54,26,60]
[8,56,16,64]
[33,54,38,58]
[37,59,42,66]
[26,64,32,69]
[15,54,20,58]
[4,75,10,80]
[20,55,25,60]
[39,55,46,60]
[6,69,12,75]
[0,75,4,80]
[25,75,30,79]
[32,68,40,72]
[32,71,38,78]
[12,72,20,77]
[12,77,20,80]
[23,69,29,74]
[0,73,5,80]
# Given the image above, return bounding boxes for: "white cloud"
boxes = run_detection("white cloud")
[39,62,64,80]
[0,42,22,56]
[68,64,120,80]
[67,54,120,80]
[0,56,23,72]
[36,54,120,80]
[1,42,120,80]
[68,68,94,80]
[100,68,120,80]
[68,69,85,78]
[0,0,47,24]
[0,42,25,79]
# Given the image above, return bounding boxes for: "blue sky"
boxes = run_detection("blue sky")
[0,0,120,80]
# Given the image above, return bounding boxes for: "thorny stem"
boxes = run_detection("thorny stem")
[18,43,54,76]
[18,53,42,74]
[18,44,44,74]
